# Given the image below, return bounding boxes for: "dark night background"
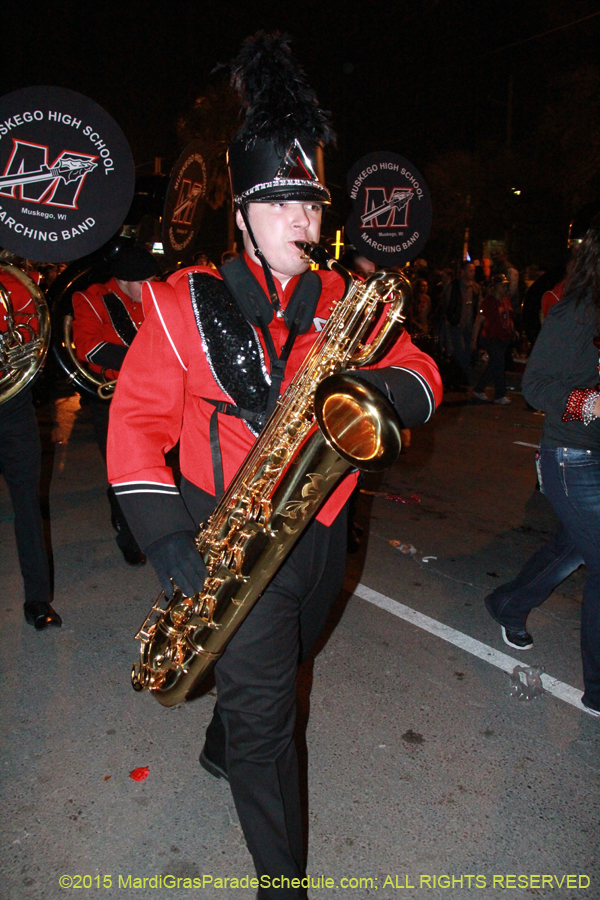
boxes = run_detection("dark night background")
[3,0,600,267]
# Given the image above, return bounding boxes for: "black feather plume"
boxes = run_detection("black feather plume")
[230,31,335,151]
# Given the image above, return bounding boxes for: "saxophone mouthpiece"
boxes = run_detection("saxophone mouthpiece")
[295,241,311,260]
[295,241,331,268]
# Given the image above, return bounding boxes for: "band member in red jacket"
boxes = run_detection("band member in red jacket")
[72,245,159,565]
[108,34,442,900]
[1,267,60,629]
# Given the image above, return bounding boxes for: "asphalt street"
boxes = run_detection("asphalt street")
[1,385,599,900]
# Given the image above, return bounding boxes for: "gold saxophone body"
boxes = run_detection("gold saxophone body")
[132,245,411,706]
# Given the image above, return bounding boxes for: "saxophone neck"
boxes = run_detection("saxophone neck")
[294,241,355,295]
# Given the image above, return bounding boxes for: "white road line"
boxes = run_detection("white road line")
[513,441,539,448]
[354,583,591,715]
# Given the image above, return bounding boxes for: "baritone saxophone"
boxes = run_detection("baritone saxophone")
[132,243,411,706]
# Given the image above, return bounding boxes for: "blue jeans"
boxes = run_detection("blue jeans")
[486,446,600,710]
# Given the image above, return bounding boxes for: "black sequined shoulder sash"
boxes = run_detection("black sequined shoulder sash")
[102,293,138,346]
[188,272,271,424]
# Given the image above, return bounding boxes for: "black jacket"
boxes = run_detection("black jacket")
[445,278,479,328]
[522,290,600,452]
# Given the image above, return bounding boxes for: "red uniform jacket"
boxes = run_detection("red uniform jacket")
[0,270,38,333]
[107,256,442,549]
[1,270,43,415]
[72,277,145,381]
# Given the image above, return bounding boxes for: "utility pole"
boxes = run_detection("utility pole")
[506,74,514,150]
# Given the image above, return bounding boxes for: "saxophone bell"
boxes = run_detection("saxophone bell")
[314,372,401,472]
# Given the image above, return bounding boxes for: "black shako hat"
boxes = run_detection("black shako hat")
[228,32,334,207]
[112,245,160,281]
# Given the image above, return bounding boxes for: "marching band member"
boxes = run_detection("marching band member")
[107,34,442,899]
[72,245,159,566]
[0,267,60,629]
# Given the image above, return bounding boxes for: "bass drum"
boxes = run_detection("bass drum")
[48,236,135,399]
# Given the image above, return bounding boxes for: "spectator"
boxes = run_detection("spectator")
[471,274,516,405]
[441,260,480,388]
[412,278,432,337]
[484,215,600,717]
[490,246,519,312]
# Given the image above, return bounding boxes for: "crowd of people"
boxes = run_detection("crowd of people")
[373,245,568,405]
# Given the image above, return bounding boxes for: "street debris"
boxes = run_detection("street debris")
[509,665,545,701]
[390,540,417,555]
[361,489,421,504]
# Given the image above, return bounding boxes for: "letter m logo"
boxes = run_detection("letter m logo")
[361,186,414,228]
[0,139,97,209]
[171,179,204,225]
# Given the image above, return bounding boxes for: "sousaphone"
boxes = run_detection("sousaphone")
[0,262,51,405]
[48,237,134,400]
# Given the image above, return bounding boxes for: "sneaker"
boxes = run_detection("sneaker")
[494,396,511,405]
[501,626,533,650]
[472,391,488,401]
[581,700,600,718]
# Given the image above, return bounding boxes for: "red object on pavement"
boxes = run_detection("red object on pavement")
[129,767,150,782]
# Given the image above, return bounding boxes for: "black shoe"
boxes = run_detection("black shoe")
[119,542,146,566]
[582,699,600,718]
[24,601,62,630]
[199,748,228,781]
[501,625,533,650]
[485,596,533,650]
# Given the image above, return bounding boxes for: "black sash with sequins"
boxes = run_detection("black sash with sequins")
[188,272,271,425]
[102,293,138,346]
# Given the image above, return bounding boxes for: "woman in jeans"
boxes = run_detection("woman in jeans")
[484,217,600,717]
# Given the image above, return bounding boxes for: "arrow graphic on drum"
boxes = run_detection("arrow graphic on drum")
[361,188,413,226]
[0,157,98,191]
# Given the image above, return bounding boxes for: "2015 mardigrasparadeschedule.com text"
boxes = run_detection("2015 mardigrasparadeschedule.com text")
[56,871,592,892]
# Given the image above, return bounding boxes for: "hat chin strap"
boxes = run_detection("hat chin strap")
[239,203,281,313]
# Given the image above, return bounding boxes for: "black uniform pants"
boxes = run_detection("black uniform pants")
[88,398,138,550]
[0,391,50,606]
[204,506,348,900]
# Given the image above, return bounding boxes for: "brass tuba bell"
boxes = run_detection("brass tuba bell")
[48,245,127,400]
[0,262,51,405]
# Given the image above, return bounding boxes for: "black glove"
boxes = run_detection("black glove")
[89,342,128,371]
[145,530,207,599]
